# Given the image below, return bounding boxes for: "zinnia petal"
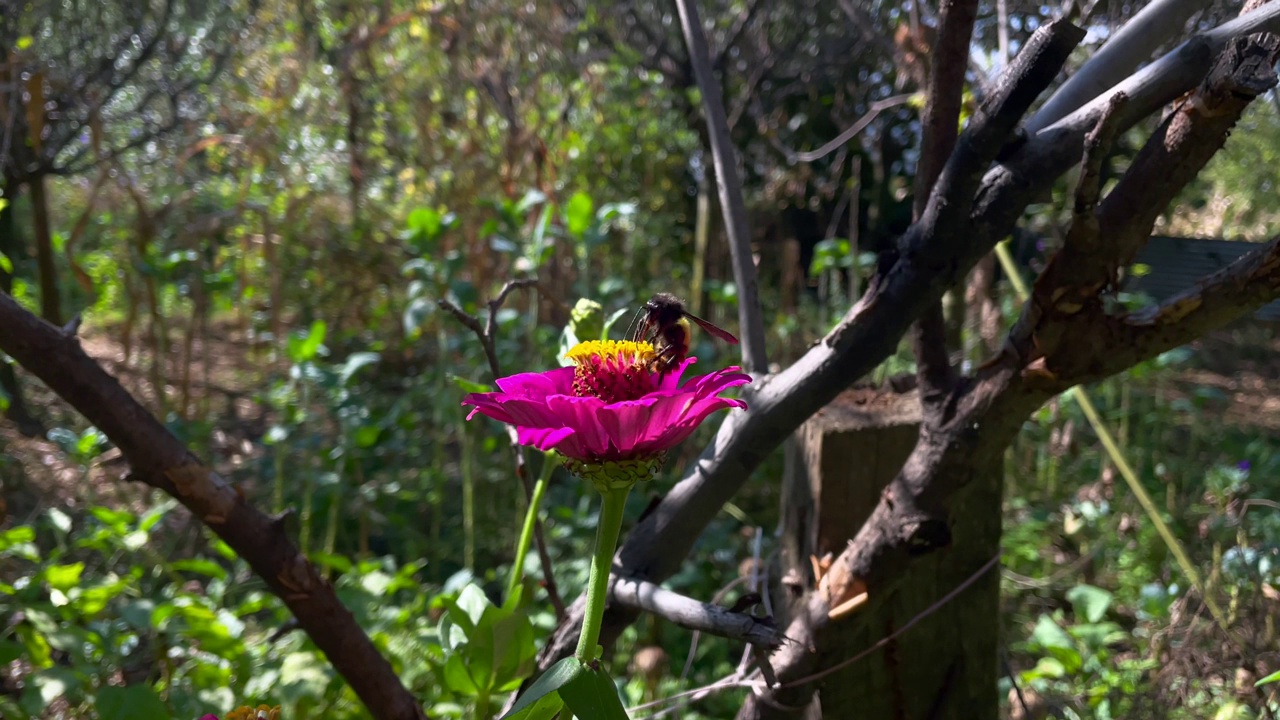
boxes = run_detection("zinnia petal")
[496,367,575,397]
[544,394,613,457]
[515,426,579,454]
[654,357,697,391]
[636,394,746,454]
[461,342,749,467]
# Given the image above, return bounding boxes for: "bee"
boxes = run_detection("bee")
[630,293,739,373]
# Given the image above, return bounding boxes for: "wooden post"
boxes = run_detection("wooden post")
[780,384,1003,719]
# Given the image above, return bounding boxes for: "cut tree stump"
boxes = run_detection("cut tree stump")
[780,383,1003,719]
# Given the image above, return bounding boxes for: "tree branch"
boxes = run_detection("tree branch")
[784,94,916,164]
[536,17,1087,675]
[539,1,1280,686]
[674,0,768,374]
[0,295,427,720]
[1049,236,1280,388]
[1033,0,1280,144]
[610,577,781,649]
[1028,0,1208,133]
[745,23,1280,716]
[910,0,980,416]
[1013,30,1280,365]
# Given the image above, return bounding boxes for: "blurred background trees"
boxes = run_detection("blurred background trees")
[0,0,1277,718]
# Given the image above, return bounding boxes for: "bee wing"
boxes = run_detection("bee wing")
[683,311,739,344]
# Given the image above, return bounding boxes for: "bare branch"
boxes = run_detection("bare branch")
[534,18,1087,676]
[786,94,916,164]
[1028,0,1208,133]
[611,577,781,649]
[541,1,1280,683]
[1051,236,1280,388]
[1007,93,1127,354]
[1095,34,1280,267]
[674,0,768,374]
[910,0,980,413]
[0,295,427,720]
[1036,0,1280,144]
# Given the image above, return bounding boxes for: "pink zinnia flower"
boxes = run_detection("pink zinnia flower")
[462,340,749,487]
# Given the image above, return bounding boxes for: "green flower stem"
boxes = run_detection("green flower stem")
[506,451,556,603]
[575,485,631,663]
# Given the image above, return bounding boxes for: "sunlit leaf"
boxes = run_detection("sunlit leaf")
[338,352,380,386]
[450,375,492,394]
[565,191,594,238]
[1066,584,1112,624]
[1029,615,1074,651]
[44,562,84,591]
[171,559,230,580]
[287,320,327,363]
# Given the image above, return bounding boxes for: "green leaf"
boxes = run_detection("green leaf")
[501,691,564,720]
[287,320,327,363]
[0,526,36,551]
[454,584,492,626]
[442,653,482,695]
[96,684,168,720]
[76,573,137,615]
[354,424,382,448]
[16,36,33,50]
[407,207,445,244]
[309,552,352,573]
[565,192,594,238]
[339,352,380,386]
[1030,615,1074,651]
[0,640,24,665]
[278,651,332,703]
[1025,656,1066,680]
[450,375,492,394]
[30,666,80,708]
[0,251,11,274]
[499,656,583,720]
[170,559,229,580]
[1045,645,1084,674]
[1256,669,1280,686]
[1066,584,1112,623]
[44,562,84,591]
[561,664,628,720]
[488,605,537,692]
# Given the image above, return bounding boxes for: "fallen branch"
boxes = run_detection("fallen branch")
[0,295,427,720]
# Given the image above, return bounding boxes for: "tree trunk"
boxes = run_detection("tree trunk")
[775,385,1002,719]
[0,181,42,436]
[29,173,62,325]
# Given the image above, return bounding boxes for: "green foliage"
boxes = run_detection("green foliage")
[3,1,1278,718]
[438,585,537,701]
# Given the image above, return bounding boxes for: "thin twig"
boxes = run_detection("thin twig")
[787,94,917,164]
[437,277,566,620]
[911,0,979,418]
[637,552,1003,718]
[674,0,768,373]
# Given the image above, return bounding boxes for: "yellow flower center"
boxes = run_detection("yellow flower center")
[566,340,657,403]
